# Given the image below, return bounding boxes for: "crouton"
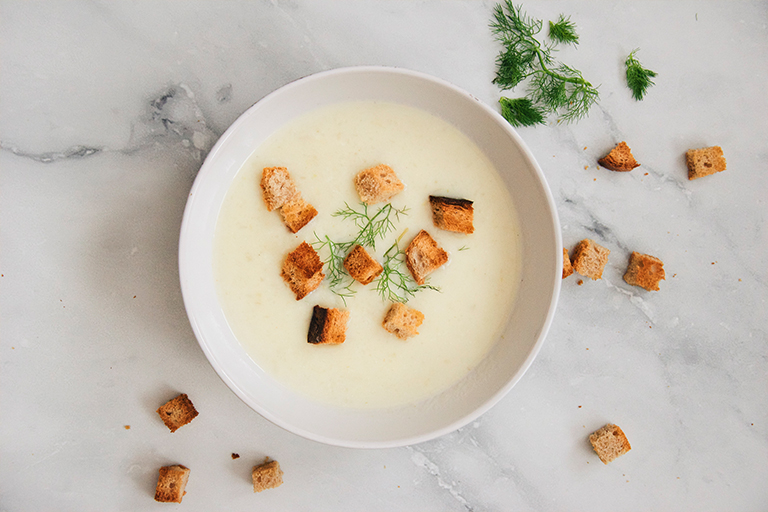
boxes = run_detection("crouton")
[261,167,316,232]
[156,393,198,433]
[154,464,190,503]
[252,459,283,492]
[598,142,640,172]
[261,167,298,211]
[307,305,350,345]
[279,198,318,234]
[281,241,325,300]
[354,164,404,204]
[382,302,425,340]
[589,424,632,464]
[572,239,610,280]
[429,195,474,234]
[405,230,448,285]
[562,248,573,279]
[623,251,665,291]
[343,245,383,285]
[686,146,726,180]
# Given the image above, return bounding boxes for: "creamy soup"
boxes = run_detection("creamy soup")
[213,101,522,409]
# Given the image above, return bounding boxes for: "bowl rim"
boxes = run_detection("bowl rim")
[179,65,561,448]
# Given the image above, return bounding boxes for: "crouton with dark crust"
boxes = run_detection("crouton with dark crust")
[429,195,474,234]
[307,306,350,345]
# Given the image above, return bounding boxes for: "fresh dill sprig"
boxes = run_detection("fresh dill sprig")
[311,233,356,305]
[374,232,440,304]
[625,49,657,101]
[333,202,408,250]
[490,1,598,126]
[548,14,579,46]
[458,245,470,251]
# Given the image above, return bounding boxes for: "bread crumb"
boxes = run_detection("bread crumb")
[572,239,610,280]
[231,453,240,460]
[623,251,665,291]
[562,248,573,279]
[577,279,584,286]
[598,142,640,172]
[686,146,726,180]
[124,425,131,430]
[589,424,631,464]
[154,464,190,503]
[252,459,283,492]
[157,394,199,433]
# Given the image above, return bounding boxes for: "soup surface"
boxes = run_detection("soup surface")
[213,101,522,409]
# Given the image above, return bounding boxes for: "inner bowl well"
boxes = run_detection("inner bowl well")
[179,67,561,448]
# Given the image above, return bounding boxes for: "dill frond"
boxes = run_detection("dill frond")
[490,2,599,125]
[548,14,579,46]
[333,202,408,250]
[374,235,440,304]
[311,233,356,304]
[499,97,546,127]
[625,49,657,101]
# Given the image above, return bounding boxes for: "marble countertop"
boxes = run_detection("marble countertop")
[1,1,766,510]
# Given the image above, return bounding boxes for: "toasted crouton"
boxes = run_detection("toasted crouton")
[589,424,631,464]
[563,248,573,279]
[405,230,448,285]
[623,251,665,291]
[383,302,425,340]
[598,141,640,172]
[261,167,316,233]
[429,195,474,234]
[281,241,325,300]
[156,393,198,433]
[252,459,283,492]
[686,146,726,180]
[354,164,405,204]
[572,239,610,280]
[279,198,318,234]
[261,167,298,211]
[343,245,383,285]
[307,305,350,345]
[154,465,190,503]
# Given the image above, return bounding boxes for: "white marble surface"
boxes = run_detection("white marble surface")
[1,1,766,510]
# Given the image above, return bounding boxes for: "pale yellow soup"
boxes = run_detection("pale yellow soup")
[213,101,522,409]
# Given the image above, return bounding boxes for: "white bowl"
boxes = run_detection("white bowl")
[179,67,561,448]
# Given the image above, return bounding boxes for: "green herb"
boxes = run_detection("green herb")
[311,233,356,305]
[374,232,440,304]
[625,49,657,101]
[548,14,579,46]
[490,1,599,126]
[458,245,470,252]
[333,202,408,249]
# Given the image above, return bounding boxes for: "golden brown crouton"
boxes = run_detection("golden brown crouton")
[261,167,298,211]
[572,239,610,280]
[405,230,448,285]
[157,394,199,433]
[382,302,425,340]
[154,465,190,503]
[281,241,325,300]
[623,251,665,291]
[598,142,640,172]
[589,424,632,464]
[354,164,405,204]
[279,198,318,234]
[562,248,573,279]
[686,146,726,180]
[307,305,350,345]
[252,459,283,492]
[261,167,317,232]
[343,245,383,285]
[429,195,474,234]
